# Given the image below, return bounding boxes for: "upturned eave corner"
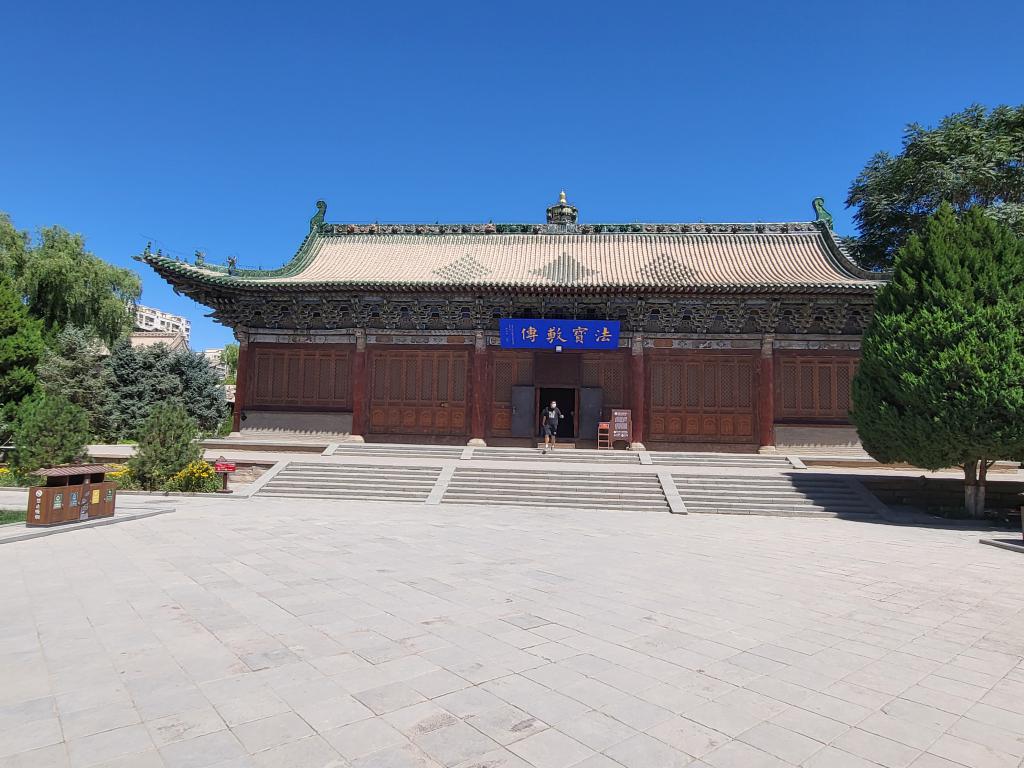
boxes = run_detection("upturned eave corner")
[814,220,891,284]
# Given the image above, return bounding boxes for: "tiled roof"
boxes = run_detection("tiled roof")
[142,222,885,294]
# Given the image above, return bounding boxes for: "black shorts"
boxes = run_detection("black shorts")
[543,423,558,438]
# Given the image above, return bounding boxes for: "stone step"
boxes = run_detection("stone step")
[260,483,432,494]
[444,487,666,502]
[653,457,792,464]
[286,461,442,469]
[278,470,440,479]
[280,468,440,475]
[258,490,433,502]
[440,495,669,512]
[673,479,853,489]
[482,456,641,462]
[673,483,856,496]
[333,445,462,452]
[450,472,660,484]
[261,485,431,496]
[684,493,868,512]
[329,451,461,458]
[684,504,873,518]
[445,481,662,494]
[454,469,656,479]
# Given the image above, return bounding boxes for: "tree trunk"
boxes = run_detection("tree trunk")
[963,459,987,518]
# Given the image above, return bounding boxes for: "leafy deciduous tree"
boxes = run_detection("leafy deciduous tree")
[846,104,1024,270]
[0,212,142,346]
[851,204,1024,516]
[221,343,239,384]
[0,213,29,277]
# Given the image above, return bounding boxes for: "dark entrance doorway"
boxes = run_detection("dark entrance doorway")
[539,387,576,439]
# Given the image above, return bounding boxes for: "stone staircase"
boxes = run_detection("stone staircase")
[672,473,878,517]
[253,461,880,519]
[472,447,641,464]
[258,462,441,502]
[441,467,669,512]
[328,444,465,460]
[650,452,795,469]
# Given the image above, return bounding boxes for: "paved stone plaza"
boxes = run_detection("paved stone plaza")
[2,495,1023,768]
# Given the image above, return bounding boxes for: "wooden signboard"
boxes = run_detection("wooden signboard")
[610,409,632,442]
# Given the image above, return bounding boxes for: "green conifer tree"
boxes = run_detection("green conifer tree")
[37,326,109,437]
[852,204,1024,516]
[0,278,45,434]
[128,403,202,490]
[10,392,91,474]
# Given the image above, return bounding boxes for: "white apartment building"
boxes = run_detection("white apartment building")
[135,305,191,344]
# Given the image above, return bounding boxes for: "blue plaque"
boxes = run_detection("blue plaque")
[499,319,620,350]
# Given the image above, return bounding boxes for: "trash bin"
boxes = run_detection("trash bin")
[27,464,117,527]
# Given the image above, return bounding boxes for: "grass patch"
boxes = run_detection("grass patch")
[0,509,26,525]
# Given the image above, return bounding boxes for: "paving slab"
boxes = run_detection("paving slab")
[1,492,1022,767]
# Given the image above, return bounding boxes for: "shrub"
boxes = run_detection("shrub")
[10,392,90,474]
[164,461,222,493]
[0,467,32,487]
[106,464,140,490]
[128,403,202,490]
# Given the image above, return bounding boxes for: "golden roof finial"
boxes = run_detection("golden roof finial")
[558,190,567,204]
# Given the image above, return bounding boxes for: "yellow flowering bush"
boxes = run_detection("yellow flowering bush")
[164,461,222,493]
[107,464,140,490]
[0,466,29,487]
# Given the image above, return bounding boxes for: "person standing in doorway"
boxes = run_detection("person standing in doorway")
[541,400,563,454]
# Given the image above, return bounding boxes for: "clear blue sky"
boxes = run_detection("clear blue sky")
[3,1,1021,350]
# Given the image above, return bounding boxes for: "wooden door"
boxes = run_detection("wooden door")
[649,352,756,443]
[579,387,603,440]
[490,351,534,436]
[510,386,535,437]
[368,349,468,436]
[249,344,353,410]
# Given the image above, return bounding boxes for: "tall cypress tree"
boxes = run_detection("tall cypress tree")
[852,204,1024,516]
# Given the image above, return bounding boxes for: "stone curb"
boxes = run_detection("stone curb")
[980,537,1024,554]
[233,460,291,498]
[0,506,176,545]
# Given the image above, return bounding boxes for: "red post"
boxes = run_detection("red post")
[758,335,776,452]
[630,336,646,448]
[351,332,368,438]
[470,332,489,443]
[231,338,249,432]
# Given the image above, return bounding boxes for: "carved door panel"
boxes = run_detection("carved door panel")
[649,352,756,444]
[369,349,468,436]
[578,387,603,440]
[510,386,535,438]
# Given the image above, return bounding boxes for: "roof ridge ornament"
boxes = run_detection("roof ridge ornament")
[546,189,578,225]
[812,197,834,230]
[310,200,327,233]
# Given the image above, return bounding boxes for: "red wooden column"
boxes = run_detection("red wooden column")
[629,335,646,448]
[469,331,489,445]
[758,334,776,453]
[231,337,249,432]
[350,330,369,440]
